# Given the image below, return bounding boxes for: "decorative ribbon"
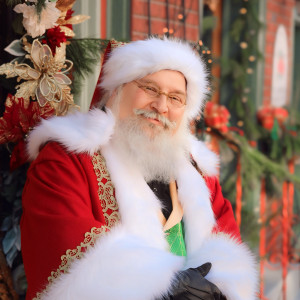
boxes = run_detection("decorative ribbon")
[281,181,288,300]
[257,106,289,131]
[204,101,231,133]
[235,158,242,228]
[281,160,295,300]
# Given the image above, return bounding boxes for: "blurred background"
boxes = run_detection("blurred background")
[0,0,300,299]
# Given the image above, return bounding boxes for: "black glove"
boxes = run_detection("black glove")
[160,263,227,300]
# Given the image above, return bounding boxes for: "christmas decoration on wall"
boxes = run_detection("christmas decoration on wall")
[0,0,108,297]
[197,1,300,299]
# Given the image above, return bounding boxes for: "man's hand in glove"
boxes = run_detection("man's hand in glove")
[162,263,227,300]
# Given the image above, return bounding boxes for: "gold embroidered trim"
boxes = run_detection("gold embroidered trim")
[34,152,120,299]
[91,151,120,226]
[33,226,109,300]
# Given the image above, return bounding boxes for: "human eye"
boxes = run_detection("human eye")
[169,94,183,103]
[143,85,158,96]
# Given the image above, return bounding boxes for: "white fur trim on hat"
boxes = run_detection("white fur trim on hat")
[100,37,209,120]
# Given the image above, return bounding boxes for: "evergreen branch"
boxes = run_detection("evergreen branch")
[5,0,22,7]
[36,0,47,16]
[66,38,109,96]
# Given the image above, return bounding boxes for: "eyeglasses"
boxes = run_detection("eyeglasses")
[133,80,186,108]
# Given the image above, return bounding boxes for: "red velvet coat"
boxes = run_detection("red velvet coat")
[21,109,257,300]
[22,141,240,299]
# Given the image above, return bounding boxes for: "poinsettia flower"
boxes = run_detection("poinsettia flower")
[0,94,55,145]
[14,1,61,38]
[0,39,73,107]
[42,26,67,55]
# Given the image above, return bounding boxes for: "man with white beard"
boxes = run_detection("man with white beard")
[21,38,257,300]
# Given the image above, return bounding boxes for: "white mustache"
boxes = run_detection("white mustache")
[134,109,176,129]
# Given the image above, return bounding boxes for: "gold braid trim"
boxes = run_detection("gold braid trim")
[34,152,120,299]
[91,151,121,226]
[33,226,109,299]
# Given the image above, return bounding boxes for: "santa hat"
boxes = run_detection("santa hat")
[91,37,209,120]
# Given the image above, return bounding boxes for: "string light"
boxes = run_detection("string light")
[202,50,206,54]
[240,42,248,49]
[177,14,184,20]
[249,55,256,62]
[206,127,212,132]
[247,68,253,74]
[240,8,247,14]
[206,50,211,54]
[198,40,203,46]
[163,27,168,33]
[242,97,248,103]
[169,28,174,34]
[237,121,244,127]
[208,59,212,64]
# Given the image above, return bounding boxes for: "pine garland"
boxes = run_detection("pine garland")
[221,0,262,140]
[36,0,47,16]
[5,0,22,7]
[66,38,109,96]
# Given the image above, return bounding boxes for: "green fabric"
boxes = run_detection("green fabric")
[165,221,187,257]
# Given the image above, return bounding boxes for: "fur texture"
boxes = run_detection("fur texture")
[189,136,220,177]
[185,234,258,300]
[100,37,209,120]
[41,226,184,300]
[27,109,258,300]
[27,109,218,176]
[27,109,115,160]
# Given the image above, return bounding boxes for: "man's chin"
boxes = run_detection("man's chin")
[140,122,168,140]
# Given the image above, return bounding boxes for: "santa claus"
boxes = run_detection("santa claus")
[21,38,257,300]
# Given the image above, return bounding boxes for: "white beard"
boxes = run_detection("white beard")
[111,114,190,183]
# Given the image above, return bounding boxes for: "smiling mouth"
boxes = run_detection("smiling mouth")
[144,116,163,126]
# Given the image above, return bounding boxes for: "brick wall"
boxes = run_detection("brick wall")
[131,0,199,42]
[263,0,295,106]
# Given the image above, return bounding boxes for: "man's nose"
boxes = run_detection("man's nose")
[150,94,168,113]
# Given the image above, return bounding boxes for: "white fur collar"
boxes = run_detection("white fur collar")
[31,109,258,300]
[27,108,219,176]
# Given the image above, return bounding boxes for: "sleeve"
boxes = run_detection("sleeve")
[21,142,107,299]
[205,176,241,240]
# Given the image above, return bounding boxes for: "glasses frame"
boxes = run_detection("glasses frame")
[132,80,187,108]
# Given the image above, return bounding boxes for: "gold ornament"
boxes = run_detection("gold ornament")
[58,15,90,26]
[55,0,76,13]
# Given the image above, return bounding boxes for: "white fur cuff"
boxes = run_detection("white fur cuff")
[39,226,184,300]
[185,234,258,300]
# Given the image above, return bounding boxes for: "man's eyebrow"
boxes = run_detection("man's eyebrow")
[138,79,186,95]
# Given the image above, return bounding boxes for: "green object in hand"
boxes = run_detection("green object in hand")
[165,221,186,257]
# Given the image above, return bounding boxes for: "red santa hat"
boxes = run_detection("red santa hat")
[91,37,209,120]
